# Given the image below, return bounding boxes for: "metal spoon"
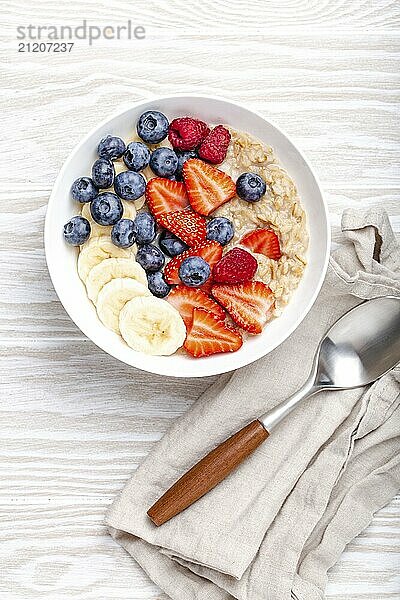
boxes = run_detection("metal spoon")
[148,296,400,526]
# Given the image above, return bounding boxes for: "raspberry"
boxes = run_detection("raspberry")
[168,118,210,151]
[212,247,258,284]
[198,125,231,164]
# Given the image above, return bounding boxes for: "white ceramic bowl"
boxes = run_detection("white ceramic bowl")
[45,95,330,378]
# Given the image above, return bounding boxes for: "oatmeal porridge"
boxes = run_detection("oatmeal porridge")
[62,111,308,358]
[216,128,308,316]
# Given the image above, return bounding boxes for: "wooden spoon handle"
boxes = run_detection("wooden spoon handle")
[147,420,269,526]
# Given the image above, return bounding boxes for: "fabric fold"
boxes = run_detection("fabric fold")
[106,209,400,600]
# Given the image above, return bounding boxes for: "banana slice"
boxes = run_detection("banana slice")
[114,160,126,176]
[96,277,151,334]
[119,296,186,355]
[80,200,137,238]
[134,196,146,210]
[77,236,135,282]
[86,257,147,303]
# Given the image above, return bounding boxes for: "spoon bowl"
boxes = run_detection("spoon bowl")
[317,296,400,388]
[261,295,400,431]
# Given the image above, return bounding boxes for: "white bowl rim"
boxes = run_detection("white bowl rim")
[45,94,330,378]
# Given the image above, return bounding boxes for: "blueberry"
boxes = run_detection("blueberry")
[114,171,146,201]
[179,256,211,287]
[123,141,151,172]
[137,110,169,144]
[159,230,188,257]
[175,150,198,181]
[71,177,98,203]
[147,271,171,298]
[136,244,165,272]
[111,219,136,248]
[90,192,123,226]
[150,147,178,178]
[97,135,126,160]
[132,212,156,245]
[91,158,114,189]
[236,172,266,202]
[63,216,91,246]
[206,217,234,246]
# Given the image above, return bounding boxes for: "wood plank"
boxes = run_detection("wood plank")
[2,0,400,31]
[1,0,399,597]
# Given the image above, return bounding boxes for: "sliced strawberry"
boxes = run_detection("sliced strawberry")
[164,240,223,285]
[240,229,282,260]
[182,159,236,216]
[184,308,243,358]
[212,281,274,334]
[213,247,258,284]
[167,286,225,328]
[198,278,214,295]
[193,240,223,267]
[145,178,189,223]
[158,208,207,247]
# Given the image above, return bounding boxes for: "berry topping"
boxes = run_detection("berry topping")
[150,147,178,178]
[212,247,257,284]
[90,192,123,226]
[183,158,236,216]
[212,281,274,334]
[167,286,225,328]
[158,208,207,247]
[164,240,222,285]
[123,141,151,172]
[147,271,171,298]
[137,110,169,144]
[136,244,165,272]
[63,216,91,246]
[206,216,234,246]
[240,228,282,260]
[132,212,157,245]
[236,172,266,202]
[184,308,243,358]
[71,177,98,203]
[114,171,146,201]
[97,135,126,160]
[145,178,189,222]
[175,150,198,181]
[198,125,231,164]
[91,158,114,189]
[179,256,211,287]
[168,117,210,151]
[159,230,188,257]
[111,219,136,248]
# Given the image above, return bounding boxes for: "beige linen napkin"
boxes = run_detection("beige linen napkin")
[106,208,400,600]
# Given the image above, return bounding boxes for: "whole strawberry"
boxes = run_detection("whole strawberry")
[198,125,231,164]
[168,117,210,151]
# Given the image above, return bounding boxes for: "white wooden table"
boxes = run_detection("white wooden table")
[1,1,399,598]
